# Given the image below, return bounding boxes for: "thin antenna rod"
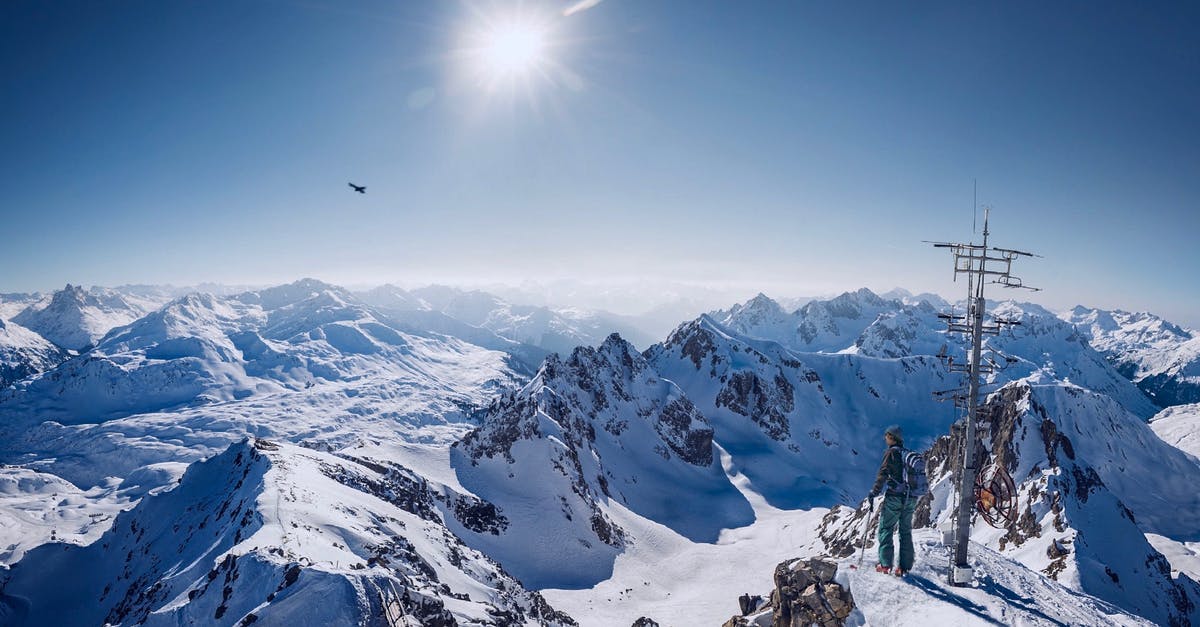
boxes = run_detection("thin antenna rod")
[973,179,977,234]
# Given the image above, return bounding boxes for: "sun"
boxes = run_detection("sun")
[455,8,580,98]
[482,22,546,75]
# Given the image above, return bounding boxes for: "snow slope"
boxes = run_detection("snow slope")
[0,438,574,626]
[451,335,753,589]
[1150,402,1200,462]
[539,448,1151,627]
[646,314,956,508]
[843,532,1152,627]
[0,318,67,388]
[879,380,1200,626]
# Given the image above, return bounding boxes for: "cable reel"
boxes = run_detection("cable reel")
[973,463,1018,528]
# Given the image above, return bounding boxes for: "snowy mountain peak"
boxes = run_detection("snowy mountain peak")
[11,284,151,351]
[1061,305,1200,407]
[450,334,752,586]
[941,380,1200,625]
[813,287,890,317]
[745,292,782,311]
[712,293,791,337]
[881,287,951,309]
[233,278,354,311]
[658,314,734,371]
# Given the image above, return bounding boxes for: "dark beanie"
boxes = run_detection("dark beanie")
[885,425,904,443]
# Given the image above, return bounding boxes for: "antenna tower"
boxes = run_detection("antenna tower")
[929,206,1039,586]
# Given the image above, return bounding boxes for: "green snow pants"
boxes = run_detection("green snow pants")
[877,494,916,570]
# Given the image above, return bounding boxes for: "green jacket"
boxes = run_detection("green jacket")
[871,444,907,497]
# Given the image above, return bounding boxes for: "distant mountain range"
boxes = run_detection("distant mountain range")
[1,282,1198,626]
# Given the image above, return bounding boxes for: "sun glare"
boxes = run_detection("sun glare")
[484,23,545,75]
[457,8,580,98]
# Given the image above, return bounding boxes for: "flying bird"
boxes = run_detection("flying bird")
[348,182,366,194]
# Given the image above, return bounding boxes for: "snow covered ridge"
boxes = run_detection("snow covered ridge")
[0,280,526,428]
[0,438,577,626]
[647,313,958,508]
[450,334,754,588]
[711,289,1161,418]
[2,282,1198,625]
[10,283,163,352]
[1064,305,1200,407]
[0,317,66,389]
[728,533,1154,627]
[819,379,1200,626]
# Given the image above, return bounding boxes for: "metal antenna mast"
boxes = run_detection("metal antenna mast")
[929,206,1039,586]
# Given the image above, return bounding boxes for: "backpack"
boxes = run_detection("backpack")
[900,449,930,496]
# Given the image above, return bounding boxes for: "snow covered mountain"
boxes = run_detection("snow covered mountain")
[819,378,1200,626]
[0,318,67,388]
[645,314,955,508]
[984,302,1160,419]
[711,288,950,357]
[710,288,924,354]
[10,284,158,351]
[359,284,658,354]
[711,290,1159,419]
[1064,305,1200,407]
[2,281,1197,626]
[949,382,1200,625]
[880,287,951,310]
[450,334,752,589]
[0,279,526,489]
[0,438,575,626]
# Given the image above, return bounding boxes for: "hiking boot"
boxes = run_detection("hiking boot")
[894,568,908,577]
[875,565,891,574]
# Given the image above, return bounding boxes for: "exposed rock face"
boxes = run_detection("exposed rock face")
[451,334,752,588]
[648,313,954,510]
[926,383,1200,626]
[724,558,854,627]
[809,378,1200,626]
[715,370,795,440]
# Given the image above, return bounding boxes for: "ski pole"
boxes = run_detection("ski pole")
[853,496,874,569]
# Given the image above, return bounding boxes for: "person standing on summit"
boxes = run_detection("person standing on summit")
[868,425,916,576]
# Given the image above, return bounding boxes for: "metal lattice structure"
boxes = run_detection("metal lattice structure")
[928,206,1039,586]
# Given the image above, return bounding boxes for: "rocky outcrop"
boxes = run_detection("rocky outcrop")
[451,334,752,587]
[923,382,1200,626]
[723,558,855,627]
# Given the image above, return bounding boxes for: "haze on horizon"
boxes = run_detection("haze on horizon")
[2,1,1197,326]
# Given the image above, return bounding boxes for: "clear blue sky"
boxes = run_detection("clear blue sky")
[2,1,1197,325]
